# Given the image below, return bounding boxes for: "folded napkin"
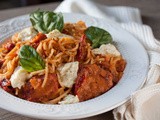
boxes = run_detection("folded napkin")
[55,0,160,120]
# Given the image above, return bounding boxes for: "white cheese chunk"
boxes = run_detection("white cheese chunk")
[57,61,79,88]
[46,29,73,39]
[59,94,79,104]
[18,27,37,41]
[10,66,31,89]
[92,43,121,56]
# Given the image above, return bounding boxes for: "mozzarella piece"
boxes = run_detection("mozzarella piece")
[92,43,121,56]
[46,29,73,39]
[57,61,79,88]
[59,94,79,104]
[10,66,31,89]
[18,27,37,41]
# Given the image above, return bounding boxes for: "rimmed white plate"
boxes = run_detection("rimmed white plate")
[0,13,149,119]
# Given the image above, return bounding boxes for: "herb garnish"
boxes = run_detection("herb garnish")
[19,45,45,72]
[30,10,64,34]
[85,26,112,48]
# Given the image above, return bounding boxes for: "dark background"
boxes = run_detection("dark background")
[0,0,160,40]
[0,0,62,10]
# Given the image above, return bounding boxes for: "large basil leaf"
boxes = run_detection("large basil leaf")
[85,26,113,48]
[30,10,64,34]
[19,45,45,72]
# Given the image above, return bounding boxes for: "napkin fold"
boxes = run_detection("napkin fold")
[55,0,160,120]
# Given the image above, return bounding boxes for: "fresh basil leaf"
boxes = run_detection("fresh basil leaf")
[85,26,113,48]
[30,10,64,34]
[19,45,45,72]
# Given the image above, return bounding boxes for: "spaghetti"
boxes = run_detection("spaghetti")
[0,21,126,104]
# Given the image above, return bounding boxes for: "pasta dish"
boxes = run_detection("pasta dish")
[0,10,126,104]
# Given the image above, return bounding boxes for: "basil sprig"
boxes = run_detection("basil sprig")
[30,10,64,34]
[85,26,113,48]
[19,45,45,72]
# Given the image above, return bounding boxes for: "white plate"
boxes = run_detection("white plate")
[0,13,149,119]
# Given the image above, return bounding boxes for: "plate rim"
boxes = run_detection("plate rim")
[0,13,149,119]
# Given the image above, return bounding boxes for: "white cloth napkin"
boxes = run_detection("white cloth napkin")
[55,0,160,120]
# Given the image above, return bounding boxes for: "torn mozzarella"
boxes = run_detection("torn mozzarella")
[57,61,79,88]
[18,27,37,41]
[59,94,79,104]
[46,29,73,39]
[10,66,31,89]
[92,43,121,56]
